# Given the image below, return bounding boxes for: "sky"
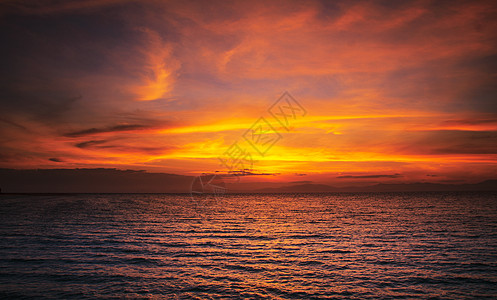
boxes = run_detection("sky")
[1,0,496,187]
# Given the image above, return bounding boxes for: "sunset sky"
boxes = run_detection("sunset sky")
[1,0,496,186]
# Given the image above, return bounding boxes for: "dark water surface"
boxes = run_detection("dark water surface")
[1,192,496,299]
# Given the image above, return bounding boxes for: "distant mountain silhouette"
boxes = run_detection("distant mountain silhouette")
[251,180,497,193]
[0,168,496,193]
[0,168,191,193]
[250,183,340,193]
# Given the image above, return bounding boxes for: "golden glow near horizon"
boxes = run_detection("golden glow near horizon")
[1,0,496,185]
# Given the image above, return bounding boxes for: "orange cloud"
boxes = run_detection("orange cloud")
[1,0,496,185]
[132,28,179,101]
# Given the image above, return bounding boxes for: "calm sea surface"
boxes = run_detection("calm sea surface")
[1,192,496,299]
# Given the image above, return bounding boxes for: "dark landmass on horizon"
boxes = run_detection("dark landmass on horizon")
[0,168,190,193]
[0,168,496,193]
[249,181,497,193]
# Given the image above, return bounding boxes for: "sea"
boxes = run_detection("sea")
[1,192,496,299]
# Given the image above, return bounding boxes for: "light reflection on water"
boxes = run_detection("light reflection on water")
[1,192,496,299]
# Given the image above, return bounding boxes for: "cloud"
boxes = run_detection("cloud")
[129,28,180,101]
[399,130,497,155]
[73,138,177,156]
[0,117,27,130]
[74,140,109,149]
[0,0,135,16]
[443,118,497,126]
[225,170,279,177]
[0,0,496,184]
[337,174,403,179]
[64,124,151,138]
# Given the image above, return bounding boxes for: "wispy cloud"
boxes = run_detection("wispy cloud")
[64,124,151,138]
[337,174,403,179]
[0,0,496,183]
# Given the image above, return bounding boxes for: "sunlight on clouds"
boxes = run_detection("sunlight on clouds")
[133,29,178,101]
[1,0,496,184]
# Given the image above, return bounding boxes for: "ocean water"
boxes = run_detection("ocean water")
[1,192,496,299]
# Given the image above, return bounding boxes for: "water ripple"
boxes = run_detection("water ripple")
[1,192,496,299]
